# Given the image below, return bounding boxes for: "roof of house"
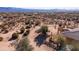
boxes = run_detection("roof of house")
[62,28,79,41]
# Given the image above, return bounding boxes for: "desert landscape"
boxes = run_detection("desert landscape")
[0,10,79,51]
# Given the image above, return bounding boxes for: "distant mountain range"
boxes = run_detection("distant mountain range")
[0,7,79,13]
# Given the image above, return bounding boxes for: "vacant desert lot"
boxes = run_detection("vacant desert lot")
[0,12,79,51]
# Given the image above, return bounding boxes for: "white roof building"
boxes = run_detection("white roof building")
[62,28,79,41]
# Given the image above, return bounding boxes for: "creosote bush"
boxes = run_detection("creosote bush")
[25,25,31,29]
[12,33,19,39]
[49,34,65,50]
[40,25,48,34]
[23,29,30,36]
[16,37,33,51]
[20,27,25,34]
[35,20,40,26]
[3,29,8,34]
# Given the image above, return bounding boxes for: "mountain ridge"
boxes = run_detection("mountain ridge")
[0,7,79,13]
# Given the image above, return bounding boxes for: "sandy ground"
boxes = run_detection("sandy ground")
[0,23,57,51]
[0,41,15,51]
[28,25,56,51]
[0,23,22,51]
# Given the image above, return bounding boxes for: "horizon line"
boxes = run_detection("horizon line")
[0,7,79,10]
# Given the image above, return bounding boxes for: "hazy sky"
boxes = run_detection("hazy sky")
[0,0,79,9]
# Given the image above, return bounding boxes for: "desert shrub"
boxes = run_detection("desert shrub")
[0,37,3,41]
[30,20,34,24]
[59,23,62,27]
[40,26,48,34]
[25,25,31,29]
[49,34,65,50]
[23,29,30,36]
[56,35,65,50]
[35,26,48,34]
[51,35,79,51]
[16,37,33,51]
[12,33,19,39]
[3,29,8,34]
[52,34,65,43]
[20,27,25,34]
[56,35,64,43]
[25,20,30,25]
[35,20,40,26]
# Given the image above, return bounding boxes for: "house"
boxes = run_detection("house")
[62,28,79,50]
[62,28,79,41]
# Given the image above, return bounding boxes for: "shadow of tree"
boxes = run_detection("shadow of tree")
[34,34,47,47]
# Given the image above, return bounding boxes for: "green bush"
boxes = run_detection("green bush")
[16,37,33,51]
[49,34,65,51]
[40,26,48,34]
[57,35,64,43]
